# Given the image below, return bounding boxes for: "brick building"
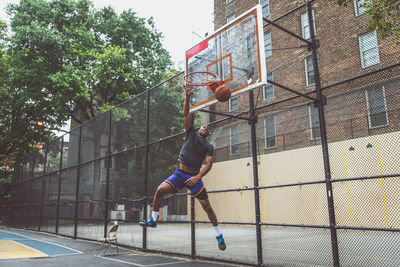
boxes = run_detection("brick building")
[210,0,400,162]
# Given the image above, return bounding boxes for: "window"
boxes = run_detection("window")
[264,115,276,148]
[359,31,380,68]
[354,0,368,16]
[230,124,239,155]
[229,96,238,111]
[264,30,272,58]
[226,13,235,23]
[260,0,270,17]
[305,56,315,86]
[309,105,321,140]
[366,87,388,128]
[301,10,316,40]
[226,0,233,5]
[263,72,274,100]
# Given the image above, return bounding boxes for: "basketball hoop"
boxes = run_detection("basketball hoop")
[184,71,231,102]
[184,71,223,91]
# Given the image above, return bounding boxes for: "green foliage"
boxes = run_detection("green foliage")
[0,0,172,163]
[6,0,171,124]
[0,171,12,205]
[365,0,400,43]
[0,20,6,49]
[0,19,54,161]
[150,73,185,139]
[329,0,400,44]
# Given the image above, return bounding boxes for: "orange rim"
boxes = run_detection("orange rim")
[184,71,222,86]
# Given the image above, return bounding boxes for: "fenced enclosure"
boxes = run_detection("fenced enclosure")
[2,1,400,266]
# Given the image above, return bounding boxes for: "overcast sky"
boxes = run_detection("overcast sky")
[0,0,215,69]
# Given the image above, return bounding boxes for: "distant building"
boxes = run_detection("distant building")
[211,0,400,162]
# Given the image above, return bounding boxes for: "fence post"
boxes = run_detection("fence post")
[74,126,82,239]
[104,110,113,237]
[26,153,36,229]
[10,161,19,228]
[191,196,196,258]
[56,137,64,234]
[307,2,340,266]
[38,149,47,231]
[143,88,151,250]
[249,90,263,265]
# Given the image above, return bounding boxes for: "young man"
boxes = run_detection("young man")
[139,86,226,251]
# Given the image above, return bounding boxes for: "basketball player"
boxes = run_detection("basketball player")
[139,85,226,251]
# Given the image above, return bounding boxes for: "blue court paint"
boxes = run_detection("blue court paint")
[15,239,79,256]
[0,230,81,257]
[0,231,26,240]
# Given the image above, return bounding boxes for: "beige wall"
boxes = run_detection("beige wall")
[192,131,400,228]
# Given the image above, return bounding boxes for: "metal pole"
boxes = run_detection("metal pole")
[306,2,340,266]
[143,89,151,250]
[104,110,113,237]
[248,90,263,265]
[10,161,18,228]
[38,149,47,231]
[74,126,82,239]
[26,153,36,229]
[56,137,64,234]
[191,196,196,258]
[263,17,312,46]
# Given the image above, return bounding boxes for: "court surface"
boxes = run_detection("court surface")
[0,227,240,267]
[0,229,81,259]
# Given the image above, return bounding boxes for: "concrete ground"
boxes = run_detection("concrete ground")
[0,227,243,267]
[2,224,399,266]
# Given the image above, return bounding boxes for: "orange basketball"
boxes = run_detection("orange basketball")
[214,85,231,102]
[209,81,223,92]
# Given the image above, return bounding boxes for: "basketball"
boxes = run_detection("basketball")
[214,85,231,102]
[209,81,223,92]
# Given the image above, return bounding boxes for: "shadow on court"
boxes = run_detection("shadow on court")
[0,227,240,267]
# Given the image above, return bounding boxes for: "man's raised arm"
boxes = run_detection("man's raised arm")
[183,86,193,130]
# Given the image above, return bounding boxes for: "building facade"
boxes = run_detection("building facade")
[210,0,400,163]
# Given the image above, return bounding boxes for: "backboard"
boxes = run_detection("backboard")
[186,5,266,112]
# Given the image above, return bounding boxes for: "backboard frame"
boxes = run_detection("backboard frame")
[185,4,266,113]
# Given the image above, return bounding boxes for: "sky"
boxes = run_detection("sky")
[0,0,215,69]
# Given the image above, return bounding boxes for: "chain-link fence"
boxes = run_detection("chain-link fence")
[2,0,400,266]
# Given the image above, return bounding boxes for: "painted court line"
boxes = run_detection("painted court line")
[97,256,145,266]
[93,251,132,257]
[10,240,49,257]
[145,260,192,267]
[0,230,82,256]
[0,230,83,253]
[98,254,191,267]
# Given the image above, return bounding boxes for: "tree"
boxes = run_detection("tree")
[2,0,172,219]
[330,0,400,43]
[1,0,172,162]
[6,0,172,126]
[0,171,12,214]
[1,18,53,165]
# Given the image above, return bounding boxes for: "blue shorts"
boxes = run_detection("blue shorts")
[165,169,205,197]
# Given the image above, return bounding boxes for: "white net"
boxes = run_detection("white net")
[184,71,221,86]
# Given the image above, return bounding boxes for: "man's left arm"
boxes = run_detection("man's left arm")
[185,155,213,186]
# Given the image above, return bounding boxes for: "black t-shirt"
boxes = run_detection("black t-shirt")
[178,126,214,171]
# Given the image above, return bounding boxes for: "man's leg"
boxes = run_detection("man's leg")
[197,196,226,251]
[139,182,175,227]
[153,182,175,212]
[197,198,218,226]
